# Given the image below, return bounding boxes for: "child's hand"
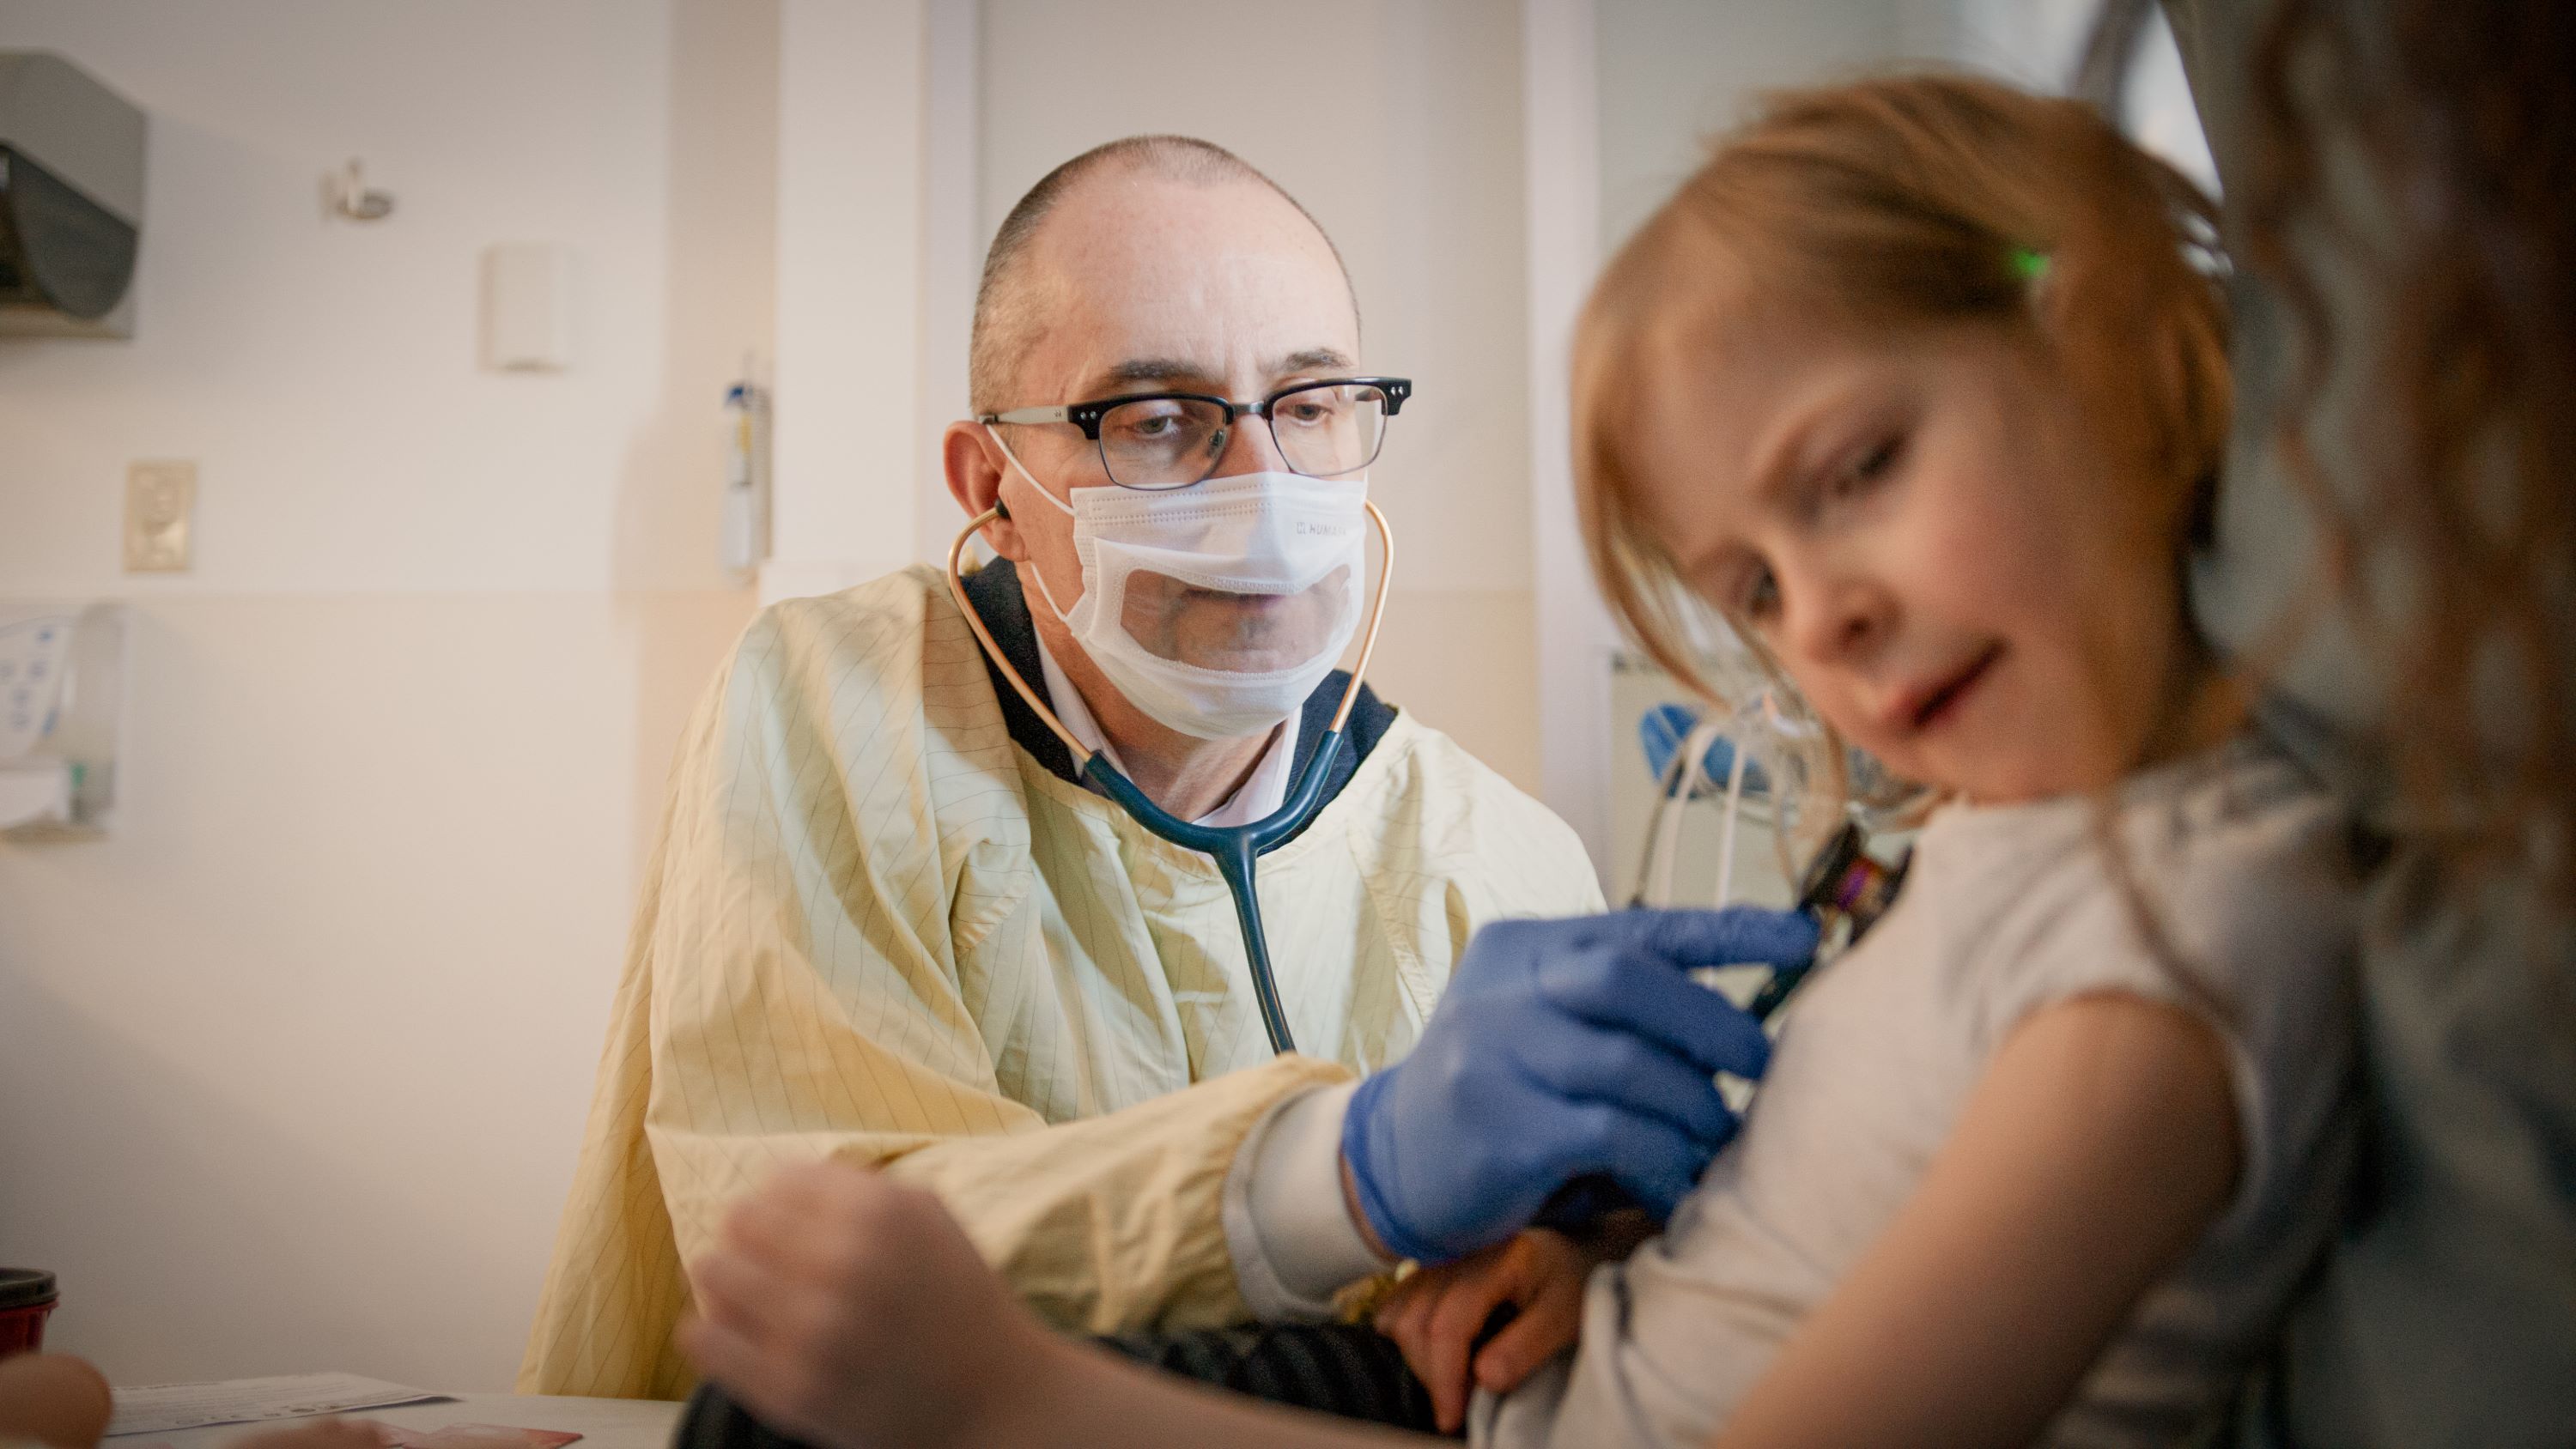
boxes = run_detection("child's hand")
[679,1161,1065,1449]
[1373,1228,1599,1434]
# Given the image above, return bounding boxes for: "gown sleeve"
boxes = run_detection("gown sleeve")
[517,592,1352,1399]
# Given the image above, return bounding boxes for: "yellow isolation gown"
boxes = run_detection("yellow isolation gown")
[518,565,1602,1397]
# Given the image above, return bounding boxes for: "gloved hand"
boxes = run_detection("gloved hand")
[1340,906,1817,1265]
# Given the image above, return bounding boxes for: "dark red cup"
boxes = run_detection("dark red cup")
[0,1269,58,1358]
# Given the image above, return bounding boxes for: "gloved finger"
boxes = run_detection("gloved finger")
[1536,947,1775,1082]
[1572,906,1819,969]
[1585,1106,1722,1220]
[1506,1019,1739,1144]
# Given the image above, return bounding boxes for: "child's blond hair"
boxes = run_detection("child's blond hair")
[1575,74,2232,841]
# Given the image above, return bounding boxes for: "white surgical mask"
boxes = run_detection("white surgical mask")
[989,427,1370,740]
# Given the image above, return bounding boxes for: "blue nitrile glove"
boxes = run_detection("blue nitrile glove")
[1340,906,1818,1265]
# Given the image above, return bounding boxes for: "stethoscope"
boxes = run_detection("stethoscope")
[1627,695,1911,1018]
[944,500,1397,1058]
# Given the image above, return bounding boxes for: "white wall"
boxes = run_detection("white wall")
[1950,0,2218,191]
[761,0,928,603]
[0,0,769,1390]
[1597,0,1921,251]
[977,0,1544,791]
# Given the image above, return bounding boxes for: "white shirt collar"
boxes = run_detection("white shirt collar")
[1031,633,1299,828]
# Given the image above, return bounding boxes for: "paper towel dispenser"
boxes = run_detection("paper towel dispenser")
[0,601,127,837]
[0,52,145,338]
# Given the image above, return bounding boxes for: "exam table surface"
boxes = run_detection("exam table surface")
[144,1395,682,1449]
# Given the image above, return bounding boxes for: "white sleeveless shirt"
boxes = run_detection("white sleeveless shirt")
[1483,735,2361,1448]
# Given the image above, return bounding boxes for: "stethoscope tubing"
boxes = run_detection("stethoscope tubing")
[944,496,1398,1057]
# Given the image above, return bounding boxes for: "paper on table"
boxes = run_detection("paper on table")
[108,1374,450,1437]
[379,1426,582,1449]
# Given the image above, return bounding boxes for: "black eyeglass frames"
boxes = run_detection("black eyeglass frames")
[981,376,1413,489]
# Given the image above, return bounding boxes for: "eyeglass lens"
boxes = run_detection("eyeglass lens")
[1098,383,1390,488]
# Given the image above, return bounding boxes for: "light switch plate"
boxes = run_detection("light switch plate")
[482,243,575,371]
[125,459,196,573]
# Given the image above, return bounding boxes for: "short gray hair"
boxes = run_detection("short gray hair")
[969,135,1355,414]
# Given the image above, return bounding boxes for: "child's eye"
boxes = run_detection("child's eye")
[1828,433,1903,501]
[1736,566,1781,623]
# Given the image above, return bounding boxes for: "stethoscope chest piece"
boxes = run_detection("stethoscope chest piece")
[1747,822,1911,1022]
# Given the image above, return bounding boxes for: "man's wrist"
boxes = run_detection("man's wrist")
[1224,1079,1393,1320]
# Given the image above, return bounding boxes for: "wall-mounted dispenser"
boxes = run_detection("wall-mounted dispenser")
[721,361,772,579]
[0,52,146,339]
[0,601,127,837]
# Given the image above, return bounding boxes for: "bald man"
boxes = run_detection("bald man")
[519,136,1603,1398]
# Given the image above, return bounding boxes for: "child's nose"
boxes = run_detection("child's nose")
[1787,572,1897,669]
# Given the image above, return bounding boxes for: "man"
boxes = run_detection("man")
[518,135,1613,1398]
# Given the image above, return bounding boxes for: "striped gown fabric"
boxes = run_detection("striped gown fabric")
[518,567,1602,1398]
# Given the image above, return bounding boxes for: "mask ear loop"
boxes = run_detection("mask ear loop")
[983,424,1076,516]
[983,424,1084,625]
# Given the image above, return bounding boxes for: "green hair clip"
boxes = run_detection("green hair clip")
[2009,246,2052,283]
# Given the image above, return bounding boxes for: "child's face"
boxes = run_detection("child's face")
[1630,314,2188,803]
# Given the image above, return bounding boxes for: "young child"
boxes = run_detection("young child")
[1378,72,2356,1446]
[677,76,2362,1449]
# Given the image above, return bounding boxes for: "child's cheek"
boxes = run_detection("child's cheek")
[1796,675,1899,772]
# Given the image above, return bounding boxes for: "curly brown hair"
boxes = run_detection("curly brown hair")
[2245,1,2576,911]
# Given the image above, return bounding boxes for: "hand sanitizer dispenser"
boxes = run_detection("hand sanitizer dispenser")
[0,601,125,836]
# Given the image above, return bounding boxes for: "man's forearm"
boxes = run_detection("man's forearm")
[876,1052,1354,1333]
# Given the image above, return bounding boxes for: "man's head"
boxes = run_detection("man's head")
[964,136,1357,417]
[945,136,1369,746]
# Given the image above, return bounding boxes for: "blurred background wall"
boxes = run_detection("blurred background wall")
[0,0,775,1391]
[0,0,2198,1393]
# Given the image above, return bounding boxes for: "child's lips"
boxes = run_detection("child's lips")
[1889,645,2003,735]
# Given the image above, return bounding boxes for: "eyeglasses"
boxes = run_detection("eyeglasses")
[981,377,1413,490]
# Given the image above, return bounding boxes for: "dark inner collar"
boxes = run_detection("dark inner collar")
[954,558,1398,842]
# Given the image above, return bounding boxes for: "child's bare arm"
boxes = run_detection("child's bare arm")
[1710,992,2240,1449]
